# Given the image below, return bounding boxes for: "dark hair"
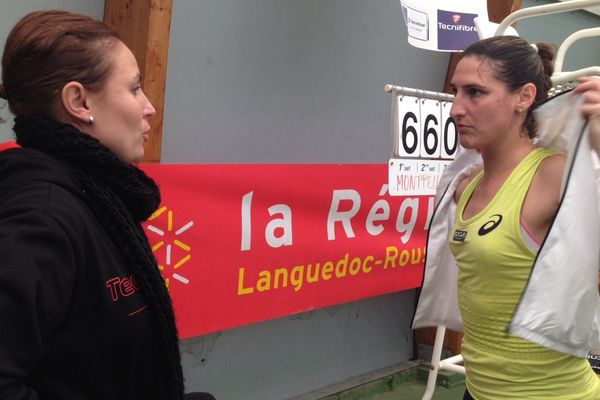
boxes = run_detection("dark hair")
[1,10,120,118]
[461,36,556,138]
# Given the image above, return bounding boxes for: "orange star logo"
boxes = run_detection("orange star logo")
[145,206,194,288]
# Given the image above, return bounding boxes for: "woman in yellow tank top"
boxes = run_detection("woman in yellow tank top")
[447,36,600,399]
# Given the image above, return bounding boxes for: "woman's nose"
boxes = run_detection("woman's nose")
[142,90,156,117]
[449,99,464,120]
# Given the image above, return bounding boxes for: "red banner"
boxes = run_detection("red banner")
[0,141,19,151]
[140,164,432,339]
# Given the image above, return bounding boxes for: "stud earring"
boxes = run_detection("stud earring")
[88,115,95,125]
[516,107,523,113]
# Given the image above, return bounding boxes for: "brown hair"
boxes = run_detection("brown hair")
[0,10,120,118]
[461,36,556,138]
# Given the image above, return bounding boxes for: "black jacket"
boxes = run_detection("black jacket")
[0,147,159,399]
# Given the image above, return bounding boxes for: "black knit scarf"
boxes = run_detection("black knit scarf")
[14,116,184,400]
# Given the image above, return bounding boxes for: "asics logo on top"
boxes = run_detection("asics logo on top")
[478,214,503,236]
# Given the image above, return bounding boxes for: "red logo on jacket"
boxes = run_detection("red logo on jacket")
[106,275,139,301]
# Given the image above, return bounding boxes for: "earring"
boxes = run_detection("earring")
[516,107,523,113]
[88,115,95,125]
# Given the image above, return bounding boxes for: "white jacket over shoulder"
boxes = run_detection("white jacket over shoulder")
[412,92,600,358]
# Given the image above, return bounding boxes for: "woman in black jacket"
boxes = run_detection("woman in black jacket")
[0,10,213,400]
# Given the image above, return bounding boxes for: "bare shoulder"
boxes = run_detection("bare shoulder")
[534,153,566,193]
[522,153,566,240]
[527,153,566,212]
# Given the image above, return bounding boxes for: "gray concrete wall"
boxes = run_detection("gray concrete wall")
[181,291,416,399]
[161,0,450,164]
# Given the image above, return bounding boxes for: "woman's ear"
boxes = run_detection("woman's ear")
[60,82,91,125]
[517,82,537,111]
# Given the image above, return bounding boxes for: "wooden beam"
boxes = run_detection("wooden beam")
[104,0,173,163]
[442,53,462,94]
[488,0,523,24]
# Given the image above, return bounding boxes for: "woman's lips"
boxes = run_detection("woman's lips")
[456,124,470,134]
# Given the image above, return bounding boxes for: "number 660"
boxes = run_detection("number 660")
[397,97,458,160]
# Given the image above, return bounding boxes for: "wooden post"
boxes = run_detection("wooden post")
[103,0,173,163]
[416,0,523,359]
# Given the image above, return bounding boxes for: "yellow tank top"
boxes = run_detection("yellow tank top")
[450,148,600,399]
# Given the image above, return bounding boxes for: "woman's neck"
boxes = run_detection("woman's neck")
[480,135,534,179]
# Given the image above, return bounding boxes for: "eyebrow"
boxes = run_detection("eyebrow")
[450,83,485,91]
[464,84,485,91]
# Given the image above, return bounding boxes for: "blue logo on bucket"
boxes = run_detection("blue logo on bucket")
[437,10,478,51]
